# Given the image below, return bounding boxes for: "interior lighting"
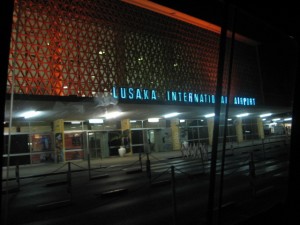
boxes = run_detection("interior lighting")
[105,111,122,119]
[284,118,292,121]
[89,119,104,124]
[179,119,185,123]
[272,118,281,121]
[71,121,81,124]
[260,113,272,118]
[148,118,159,122]
[21,110,41,119]
[204,113,215,118]
[236,113,249,117]
[163,112,180,118]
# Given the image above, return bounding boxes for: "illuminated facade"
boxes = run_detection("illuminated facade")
[8,0,261,101]
[4,0,291,165]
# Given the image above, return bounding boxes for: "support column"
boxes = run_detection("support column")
[257,118,265,139]
[171,119,181,151]
[207,118,214,146]
[121,119,132,155]
[53,119,65,162]
[235,118,243,143]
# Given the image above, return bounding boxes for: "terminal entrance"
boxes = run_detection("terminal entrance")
[87,132,102,159]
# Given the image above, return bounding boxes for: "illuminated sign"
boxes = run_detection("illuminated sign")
[112,87,255,106]
[113,87,157,100]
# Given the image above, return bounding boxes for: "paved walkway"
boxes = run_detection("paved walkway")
[2,151,182,181]
[2,136,289,181]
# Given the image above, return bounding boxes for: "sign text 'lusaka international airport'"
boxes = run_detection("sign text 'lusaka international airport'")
[112,86,256,106]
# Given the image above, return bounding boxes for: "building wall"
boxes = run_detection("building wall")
[8,0,262,105]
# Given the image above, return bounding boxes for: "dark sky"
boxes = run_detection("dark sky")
[151,0,299,106]
[151,0,300,41]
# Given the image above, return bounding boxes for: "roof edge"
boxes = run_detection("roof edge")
[122,0,258,46]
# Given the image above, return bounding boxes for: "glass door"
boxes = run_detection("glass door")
[88,132,102,159]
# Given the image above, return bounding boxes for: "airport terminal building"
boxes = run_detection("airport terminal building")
[3,0,292,165]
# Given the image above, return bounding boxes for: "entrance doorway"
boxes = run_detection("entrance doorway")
[87,132,102,159]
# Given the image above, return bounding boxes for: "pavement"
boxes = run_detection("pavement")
[2,136,289,181]
[2,151,183,181]
[1,137,292,225]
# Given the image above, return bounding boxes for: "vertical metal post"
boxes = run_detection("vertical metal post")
[287,37,300,225]
[67,162,72,201]
[249,152,256,197]
[171,166,177,225]
[218,6,237,225]
[87,153,91,180]
[146,153,151,184]
[262,138,265,159]
[15,164,20,191]
[207,2,229,225]
[1,1,15,222]
[86,131,91,179]
[139,152,143,171]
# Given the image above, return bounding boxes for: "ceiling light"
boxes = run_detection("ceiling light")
[130,120,137,123]
[272,118,280,121]
[148,118,159,122]
[163,112,180,118]
[236,113,249,117]
[179,119,185,123]
[105,111,122,119]
[260,113,272,118]
[21,110,41,119]
[204,113,215,118]
[284,118,292,121]
[89,119,104,124]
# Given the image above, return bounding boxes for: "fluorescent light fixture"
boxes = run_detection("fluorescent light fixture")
[260,113,272,118]
[227,118,232,121]
[148,118,159,122]
[236,113,249,117]
[71,121,81,124]
[163,112,180,118]
[179,119,185,123]
[262,118,266,121]
[105,111,122,119]
[130,120,137,123]
[284,118,292,121]
[204,113,215,118]
[21,110,41,119]
[89,119,104,124]
[272,118,281,121]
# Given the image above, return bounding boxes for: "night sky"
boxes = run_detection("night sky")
[151,0,298,106]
